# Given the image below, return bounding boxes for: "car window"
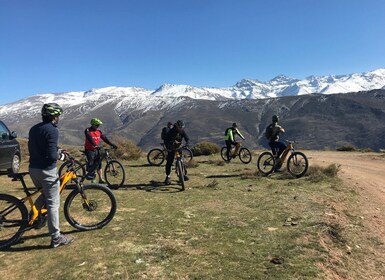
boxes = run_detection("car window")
[0,122,10,140]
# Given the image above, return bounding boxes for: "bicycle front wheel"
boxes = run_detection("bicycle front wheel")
[257,152,276,176]
[287,152,309,178]
[0,194,28,249]
[176,160,185,191]
[64,184,117,230]
[58,160,86,183]
[147,148,165,166]
[239,147,252,164]
[104,160,126,188]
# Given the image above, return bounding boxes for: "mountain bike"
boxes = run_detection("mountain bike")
[220,142,252,164]
[174,147,187,191]
[58,147,125,188]
[147,143,193,166]
[257,140,309,178]
[0,152,117,249]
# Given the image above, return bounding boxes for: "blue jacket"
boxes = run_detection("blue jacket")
[28,121,59,170]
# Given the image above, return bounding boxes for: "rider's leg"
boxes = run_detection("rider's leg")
[225,140,232,160]
[29,167,61,239]
[165,150,175,184]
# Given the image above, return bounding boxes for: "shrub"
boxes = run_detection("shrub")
[307,164,340,182]
[110,137,142,160]
[336,145,356,151]
[192,141,221,156]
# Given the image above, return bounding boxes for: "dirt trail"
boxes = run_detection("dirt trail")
[307,151,385,244]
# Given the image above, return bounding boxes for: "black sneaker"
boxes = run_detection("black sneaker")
[164,177,171,185]
[184,175,189,181]
[85,173,95,180]
[51,234,74,248]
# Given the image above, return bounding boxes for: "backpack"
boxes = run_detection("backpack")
[161,127,168,140]
[224,127,231,136]
[265,124,274,141]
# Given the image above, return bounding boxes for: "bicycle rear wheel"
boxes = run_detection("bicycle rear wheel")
[58,160,86,183]
[64,184,117,230]
[287,152,308,178]
[104,160,126,188]
[176,160,185,191]
[181,147,193,163]
[257,152,276,176]
[147,148,165,166]
[0,194,28,249]
[239,147,252,164]
[220,147,230,162]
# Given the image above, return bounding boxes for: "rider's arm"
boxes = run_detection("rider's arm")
[235,129,245,140]
[101,133,117,148]
[182,131,190,146]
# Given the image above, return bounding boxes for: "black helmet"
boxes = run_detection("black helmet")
[41,103,63,117]
[176,120,185,128]
[232,122,237,128]
[272,115,279,123]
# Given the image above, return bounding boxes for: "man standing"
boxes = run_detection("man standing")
[84,118,117,183]
[28,103,74,248]
[163,120,190,185]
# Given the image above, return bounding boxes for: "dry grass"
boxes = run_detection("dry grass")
[0,153,383,279]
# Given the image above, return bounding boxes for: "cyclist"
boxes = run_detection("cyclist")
[224,122,245,161]
[84,118,117,182]
[164,120,190,185]
[265,115,287,168]
[28,103,74,248]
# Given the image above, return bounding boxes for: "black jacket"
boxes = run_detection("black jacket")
[28,121,59,170]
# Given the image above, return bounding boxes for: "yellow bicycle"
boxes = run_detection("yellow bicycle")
[0,153,117,249]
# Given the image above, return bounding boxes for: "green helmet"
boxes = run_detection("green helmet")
[41,103,63,117]
[91,118,103,126]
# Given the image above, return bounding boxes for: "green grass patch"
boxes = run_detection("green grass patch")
[0,154,381,279]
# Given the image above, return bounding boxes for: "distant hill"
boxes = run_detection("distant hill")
[1,89,385,151]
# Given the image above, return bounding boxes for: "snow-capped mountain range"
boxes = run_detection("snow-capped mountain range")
[1,68,385,150]
[1,68,385,119]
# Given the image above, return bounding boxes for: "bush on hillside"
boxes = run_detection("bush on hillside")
[110,137,142,160]
[336,145,356,151]
[192,141,221,156]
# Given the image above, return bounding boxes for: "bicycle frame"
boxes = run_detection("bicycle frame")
[278,141,294,164]
[16,164,78,226]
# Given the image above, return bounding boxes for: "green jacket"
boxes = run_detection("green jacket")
[225,127,245,142]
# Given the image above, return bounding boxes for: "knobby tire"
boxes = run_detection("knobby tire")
[147,148,165,166]
[63,184,117,231]
[0,194,28,249]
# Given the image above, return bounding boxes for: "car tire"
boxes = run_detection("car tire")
[8,154,21,174]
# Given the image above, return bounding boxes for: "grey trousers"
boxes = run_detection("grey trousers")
[29,167,61,239]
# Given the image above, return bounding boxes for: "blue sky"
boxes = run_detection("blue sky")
[1,0,385,105]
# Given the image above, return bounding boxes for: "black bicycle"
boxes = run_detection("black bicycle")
[58,147,126,188]
[174,147,187,191]
[147,144,193,166]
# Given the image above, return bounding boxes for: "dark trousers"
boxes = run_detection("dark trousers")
[268,141,287,158]
[165,150,176,176]
[85,150,101,177]
[225,140,236,160]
